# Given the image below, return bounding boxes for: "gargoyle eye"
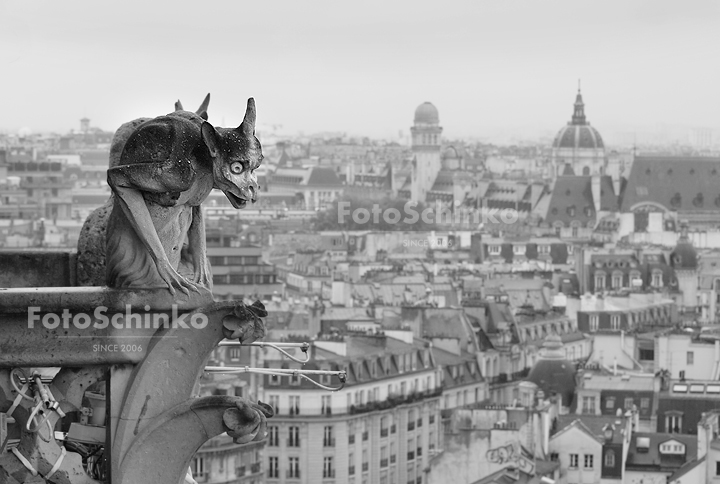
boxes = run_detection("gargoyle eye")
[230,162,244,174]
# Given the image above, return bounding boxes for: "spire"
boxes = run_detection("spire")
[571,81,587,125]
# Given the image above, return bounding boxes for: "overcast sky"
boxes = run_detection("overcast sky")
[1,0,718,140]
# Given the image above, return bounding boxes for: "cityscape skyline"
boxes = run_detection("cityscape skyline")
[1,0,718,140]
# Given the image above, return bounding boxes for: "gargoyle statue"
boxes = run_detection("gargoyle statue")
[103,95,264,295]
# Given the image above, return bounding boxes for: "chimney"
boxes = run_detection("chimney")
[591,174,601,214]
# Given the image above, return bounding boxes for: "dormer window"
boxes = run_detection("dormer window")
[513,245,526,255]
[652,270,663,288]
[488,245,501,255]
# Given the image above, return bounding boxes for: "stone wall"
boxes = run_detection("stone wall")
[0,249,76,287]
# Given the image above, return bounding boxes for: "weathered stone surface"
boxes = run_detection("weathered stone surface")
[0,249,76,288]
[76,199,112,286]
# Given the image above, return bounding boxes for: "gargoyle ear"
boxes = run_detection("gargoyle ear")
[238,98,256,137]
[175,100,184,111]
[201,122,221,158]
[196,93,210,120]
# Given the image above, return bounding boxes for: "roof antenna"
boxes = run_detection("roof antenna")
[578,79,581,93]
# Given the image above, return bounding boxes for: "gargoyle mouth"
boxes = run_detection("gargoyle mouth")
[224,191,248,209]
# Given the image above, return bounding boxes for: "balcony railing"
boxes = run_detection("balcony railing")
[348,388,443,416]
[286,470,301,479]
[287,439,300,447]
[236,466,246,477]
[323,438,335,447]
[323,469,336,478]
[380,428,389,437]
[251,462,262,474]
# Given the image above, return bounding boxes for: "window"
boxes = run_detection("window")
[192,457,205,477]
[229,347,242,360]
[268,426,279,446]
[513,245,526,255]
[289,395,300,415]
[612,272,623,289]
[582,396,595,414]
[605,397,615,410]
[322,395,332,415]
[323,426,335,447]
[569,454,579,468]
[604,450,615,467]
[268,456,279,479]
[666,414,683,433]
[640,398,650,409]
[687,351,694,365]
[488,245,501,255]
[611,315,621,330]
[652,270,663,288]
[589,315,599,331]
[323,457,334,478]
[595,273,606,290]
[288,426,300,447]
[288,457,300,479]
[584,454,594,469]
[624,397,634,410]
[639,349,654,361]
[269,395,279,414]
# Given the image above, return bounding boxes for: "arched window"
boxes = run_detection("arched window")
[604,450,615,467]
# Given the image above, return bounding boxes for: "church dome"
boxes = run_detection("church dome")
[414,102,439,125]
[553,124,604,149]
[526,334,577,407]
[552,89,604,150]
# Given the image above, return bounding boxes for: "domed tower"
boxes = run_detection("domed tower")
[526,334,577,410]
[671,223,698,311]
[552,85,607,177]
[410,102,442,202]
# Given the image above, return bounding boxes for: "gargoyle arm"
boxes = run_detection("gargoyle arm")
[107,183,198,296]
[189,205,212,288]
[107,162,194,194]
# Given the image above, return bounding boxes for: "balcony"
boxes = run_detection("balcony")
[380,428,389,437]
[286,471,301,479]
[251,462,262,474]
[323,469,336,478]
[348,388,443,416]
[287,439,300,447]
[289,405,300,416]
[236,466,246,477]
[323,438,335,447]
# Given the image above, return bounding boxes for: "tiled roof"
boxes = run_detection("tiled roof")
[619,156,720,212]
[542,176,616,226]
[307,167,342,187]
